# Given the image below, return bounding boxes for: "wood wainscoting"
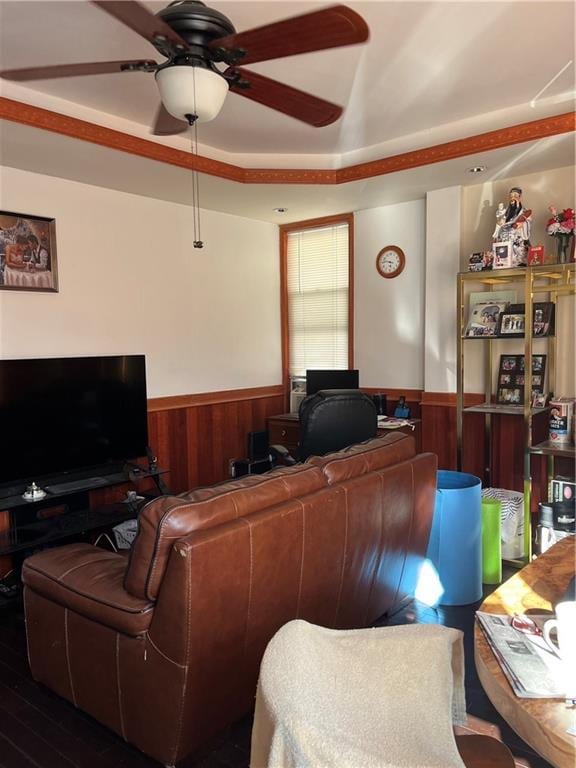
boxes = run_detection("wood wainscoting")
[147,385,285,493]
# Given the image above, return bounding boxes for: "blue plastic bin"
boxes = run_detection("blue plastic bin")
[426,470,482,606]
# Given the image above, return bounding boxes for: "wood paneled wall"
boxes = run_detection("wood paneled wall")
[147,386,285,492]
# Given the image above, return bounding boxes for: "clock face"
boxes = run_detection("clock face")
[376,246,405,278]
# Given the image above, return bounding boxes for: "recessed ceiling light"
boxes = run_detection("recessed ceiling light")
[468,166,486,174]
[273,207,288,213]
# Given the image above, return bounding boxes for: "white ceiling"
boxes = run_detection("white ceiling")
[0,0,574,167]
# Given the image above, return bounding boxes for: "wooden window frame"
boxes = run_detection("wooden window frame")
[279,212,355,399]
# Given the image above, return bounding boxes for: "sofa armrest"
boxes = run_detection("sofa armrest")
[22,543,155,636]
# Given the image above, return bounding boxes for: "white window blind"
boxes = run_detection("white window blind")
[286,223,349,377]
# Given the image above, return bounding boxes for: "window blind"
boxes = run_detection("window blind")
[286,223,349,377]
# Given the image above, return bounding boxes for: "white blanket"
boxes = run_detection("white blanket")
[251,620,467,768]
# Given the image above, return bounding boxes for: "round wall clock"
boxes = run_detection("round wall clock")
[376,246,405,278]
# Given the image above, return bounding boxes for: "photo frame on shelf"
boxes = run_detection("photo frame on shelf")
[464,300,509,338]
[496,354,546,404]
[527,245,545,266]
[533,302,555,336]
[499,306,525,336]
[493,241,513,270]
[497,302,555,338]
[532,392,548,408]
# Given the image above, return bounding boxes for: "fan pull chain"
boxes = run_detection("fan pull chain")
[189,66,203,249]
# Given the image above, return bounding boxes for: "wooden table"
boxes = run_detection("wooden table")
[474,537,576,768]
[267,413,422,455]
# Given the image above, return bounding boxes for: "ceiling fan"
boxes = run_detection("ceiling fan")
[0,0,369,135]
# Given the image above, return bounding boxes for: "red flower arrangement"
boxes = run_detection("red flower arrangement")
[546,206,575,235]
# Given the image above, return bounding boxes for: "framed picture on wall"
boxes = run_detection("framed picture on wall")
[0,211,58,292]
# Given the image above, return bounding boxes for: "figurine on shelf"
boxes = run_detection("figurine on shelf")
[492,187,532,267]
[492,202,506,239]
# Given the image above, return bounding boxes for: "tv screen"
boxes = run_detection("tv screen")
[0,355,148,489]
[306,369,359,396]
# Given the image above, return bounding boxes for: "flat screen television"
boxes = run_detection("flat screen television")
[306,369,359,396]
[0,355,148,492]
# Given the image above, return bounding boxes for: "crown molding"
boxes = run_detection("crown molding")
[337,112,576,183]
[1,97,574,185]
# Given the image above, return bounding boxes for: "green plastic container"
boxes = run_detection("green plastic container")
[481,498,502,584]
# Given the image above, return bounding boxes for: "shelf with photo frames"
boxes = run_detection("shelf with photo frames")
[456,263,575,563]
[463,300,555,339]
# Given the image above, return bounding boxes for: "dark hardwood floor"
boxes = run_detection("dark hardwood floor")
[0,581,552,768]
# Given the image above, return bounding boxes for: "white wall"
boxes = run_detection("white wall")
[425,186,462,393]
[355,200,426,389]
[0,167,281,397]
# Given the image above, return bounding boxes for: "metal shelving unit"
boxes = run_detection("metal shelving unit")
[456,263,575,563]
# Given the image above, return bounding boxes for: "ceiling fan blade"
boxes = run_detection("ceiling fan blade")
[92,1,189,57]
[211,5,368,66]
[228,67,342,127]
[151,103,190,136]
[0,60,158,82]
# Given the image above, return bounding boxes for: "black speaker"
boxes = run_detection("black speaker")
[248,430,269,461]
[372,393,387,416]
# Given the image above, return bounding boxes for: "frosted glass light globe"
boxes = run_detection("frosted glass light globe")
[156,65,229,124]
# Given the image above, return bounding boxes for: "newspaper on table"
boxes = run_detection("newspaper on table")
[377,416,414,430]
[476,611,567,699]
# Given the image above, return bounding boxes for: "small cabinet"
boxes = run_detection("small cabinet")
[267,413,300,455]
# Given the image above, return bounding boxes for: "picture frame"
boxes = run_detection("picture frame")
[496,354,546,404]
[527,245,545,266]
[496,302,555,338]
[499,309,525,336]
[532,392,548,408]
[0,211,58,292]
[464,300,508,338]
[493,241,513,270]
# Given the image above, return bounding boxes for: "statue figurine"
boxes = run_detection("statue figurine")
[493,187,532,267]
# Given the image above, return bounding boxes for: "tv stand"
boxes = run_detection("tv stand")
[44,476,110,494]
[0,466,169,558]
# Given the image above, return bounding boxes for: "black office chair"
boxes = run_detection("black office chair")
[271,389,378,465]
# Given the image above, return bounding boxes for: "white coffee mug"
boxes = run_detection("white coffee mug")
[543,600,576,697]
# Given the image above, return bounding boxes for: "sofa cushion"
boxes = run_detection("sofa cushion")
[306,433,415,484]
[125,463,326,600]
[22,544,154,636]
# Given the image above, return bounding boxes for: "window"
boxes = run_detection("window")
[280,214,354,386]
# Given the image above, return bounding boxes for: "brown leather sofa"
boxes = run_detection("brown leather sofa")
[22,434,437,765]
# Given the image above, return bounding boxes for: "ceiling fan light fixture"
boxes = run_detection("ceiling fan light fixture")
[156,64,229,123]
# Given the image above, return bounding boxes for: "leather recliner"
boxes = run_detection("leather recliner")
[22,434,436,765]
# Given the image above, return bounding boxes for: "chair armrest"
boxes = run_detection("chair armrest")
[269,444,298,465]
[22,543,154,636]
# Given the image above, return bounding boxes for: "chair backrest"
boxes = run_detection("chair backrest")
[298,389,377,461]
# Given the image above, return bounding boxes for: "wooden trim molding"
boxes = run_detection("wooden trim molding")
[336,113,576,183]
[348,214,355,368]
[1,97,573,185]
[0,97,244,182]
[148,384,284,412]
